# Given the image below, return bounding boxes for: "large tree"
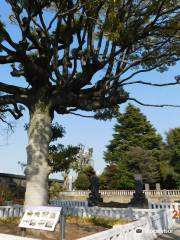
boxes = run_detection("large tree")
[104,104,163,184]
[161,127,180,188]
[0,0,179,205]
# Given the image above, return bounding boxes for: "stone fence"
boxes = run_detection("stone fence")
[50,199,88,207]
[0,203,178,240]
[0,205,23,218]
[59,190,180,203]
[60,189,180,196]
[0,203,173,221]
[149,202,180,210]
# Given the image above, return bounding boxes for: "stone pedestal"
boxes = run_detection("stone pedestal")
[88,192,103,207]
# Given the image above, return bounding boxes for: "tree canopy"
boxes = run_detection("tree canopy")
[74,165,96,190]
[161,128,180,188]
[0,0,179,120]
[104,104,162,161]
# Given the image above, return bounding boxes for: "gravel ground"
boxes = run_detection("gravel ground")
[0,223,108,240]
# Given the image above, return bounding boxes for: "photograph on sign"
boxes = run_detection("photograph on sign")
[19,206,62,231]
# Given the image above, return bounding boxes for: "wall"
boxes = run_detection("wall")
[58,190,180,203]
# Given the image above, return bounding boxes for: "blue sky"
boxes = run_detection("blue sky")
[0,1,180,179]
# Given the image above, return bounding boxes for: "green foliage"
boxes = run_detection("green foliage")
[162,128,180,188]
[125,146,160,183]
[105,104,162,161]
[49,181,63,199]
[24,122,80,174]
[74,166,96,190]
[0,217,20,224]
[166,128,180,170]
[51,123,65,142]
[104,104,163,186]
[0,185,15,202]
[74,173,90,190]
[100,162,134,190]
[66,216,129,227]
[102,0,179,72]
[49,144,80,173]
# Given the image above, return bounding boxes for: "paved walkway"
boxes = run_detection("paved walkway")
[156,229,180,240]
[0,234,39,240]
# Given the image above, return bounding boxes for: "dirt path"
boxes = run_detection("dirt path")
[0,223,107,240]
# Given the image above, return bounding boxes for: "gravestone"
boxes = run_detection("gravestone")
[129,174,148,208]
[88,175,103,206]
[156,183,161,191]
[145,183,150,191]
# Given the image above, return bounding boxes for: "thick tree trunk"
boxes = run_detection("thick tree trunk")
[24,105,52,206]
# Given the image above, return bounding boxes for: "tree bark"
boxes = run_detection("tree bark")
[24,105,52,206]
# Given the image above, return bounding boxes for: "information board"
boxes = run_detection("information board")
[19,206,62,231]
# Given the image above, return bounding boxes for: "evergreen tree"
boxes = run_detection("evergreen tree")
[104,104,163,185]
[74,166,96,190]
[166,128,180,172]
[100,162,134,190]
[162,128,180,188]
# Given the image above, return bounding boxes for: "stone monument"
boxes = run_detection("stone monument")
[129,174,148,208]
[156,183,161,190]
[145,183,150,191]
[88,175,103,206]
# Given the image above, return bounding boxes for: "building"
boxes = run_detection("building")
[0,172,63,203]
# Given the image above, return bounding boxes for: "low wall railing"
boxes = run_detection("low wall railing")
[77,209,175,240]
[0,203,177,240]
[50,200,88,207]
[60,189,180,197]
[0,202,171,221]
[0,205,23,218]
[149,202,180,210]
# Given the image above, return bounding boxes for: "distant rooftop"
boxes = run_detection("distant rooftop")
[0,172,63,183]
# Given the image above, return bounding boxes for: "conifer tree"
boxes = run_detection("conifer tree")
[104,104,163,184]
[161,128,180,188]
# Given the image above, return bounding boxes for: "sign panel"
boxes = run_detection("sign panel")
[19,206,62,231]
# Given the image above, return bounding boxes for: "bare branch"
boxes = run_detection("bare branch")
[122,80,180,87]
[128,98,180,108]
[2,29,18,50]
[0,115,14,130]
[0,44,16,55]
[0,104,23,119]
[0,94,28,106]
[0,82,29,95]
[68,112,94,118]
[0,55,18,64]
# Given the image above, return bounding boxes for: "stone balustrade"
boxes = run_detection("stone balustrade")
[0,202,172,221]
[77,209,175,240]
[149,202,180,210]
[0,205,23,218]
[61,189,180,196]
[50,200,88,207]
[0,202,178,240]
